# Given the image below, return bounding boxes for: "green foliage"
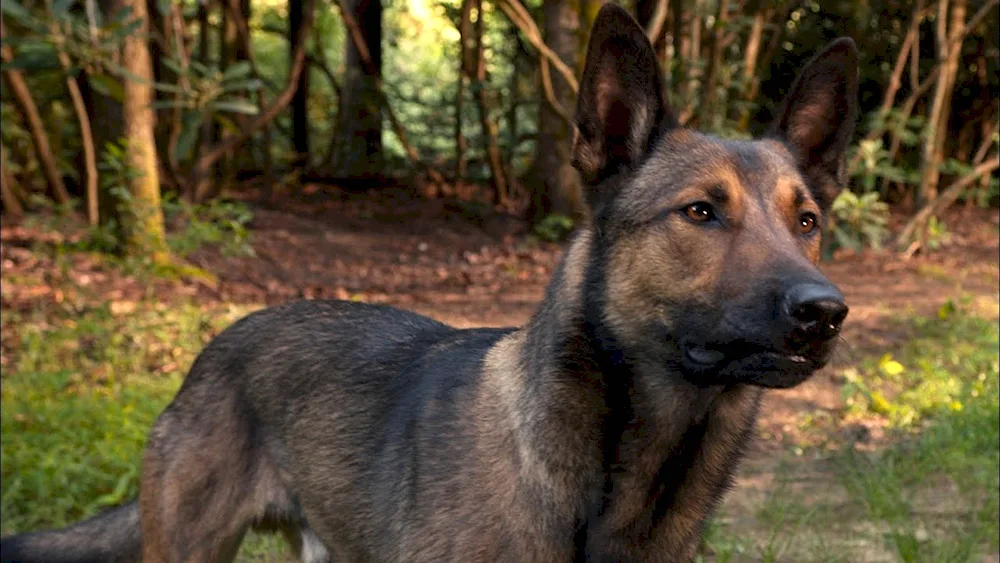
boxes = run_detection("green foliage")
[532,213,575,242]
[841,299,999,431]
[154,59,262,162]
[828,190,890,252]
[1,0,141,79]
[161,195,256,258]
[850,139,918,193]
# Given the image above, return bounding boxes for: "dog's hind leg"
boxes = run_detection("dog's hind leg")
[138,395,289,563]
[281,522,331,563]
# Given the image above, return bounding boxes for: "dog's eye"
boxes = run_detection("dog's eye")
[799,212,818,234]
[684,202,716,223]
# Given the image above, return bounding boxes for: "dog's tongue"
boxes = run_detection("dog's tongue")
[687,346,726,365]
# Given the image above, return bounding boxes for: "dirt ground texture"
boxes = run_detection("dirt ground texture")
[1,185,998,561]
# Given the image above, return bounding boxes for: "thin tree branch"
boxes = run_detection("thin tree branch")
[0,18,71,204]
[496,0,579,94]
[898,156,1000,248]
[539,57,574,125]
[645,0,669,43]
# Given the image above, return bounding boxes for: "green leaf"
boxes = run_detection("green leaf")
[104,61,154,86]
[155,0,172,16]
[151,81,185,94]
[220,78,261,94]
[2,48,61,72]
[0,0,33,22]
[49,0,74,17]
[209,99,259,115]
[88,74,126,103]
[189,61,211,76]
[174,111,203,162]
[150,99,194,110]
[221,61,252,81]
[160,57,187,77]
[109,18,144,41]
[213,114,239,133]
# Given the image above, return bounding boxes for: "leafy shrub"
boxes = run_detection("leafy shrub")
[841,299,999,429]
[532,213,575,242]
[162,195,255,258]
[828,190,890,252]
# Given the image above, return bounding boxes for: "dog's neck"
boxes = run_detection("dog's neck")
[485,226,760,550]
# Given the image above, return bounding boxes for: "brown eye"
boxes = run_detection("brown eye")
[799,212,818,234]
[684,202,717,223]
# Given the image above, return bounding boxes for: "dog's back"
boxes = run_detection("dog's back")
[146,300,540,561]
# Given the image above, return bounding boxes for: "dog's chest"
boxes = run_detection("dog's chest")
[583,386,763,559]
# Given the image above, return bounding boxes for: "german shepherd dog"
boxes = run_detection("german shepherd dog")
[1,5,858,562]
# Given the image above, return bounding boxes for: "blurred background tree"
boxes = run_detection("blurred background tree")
[0,0,997,257]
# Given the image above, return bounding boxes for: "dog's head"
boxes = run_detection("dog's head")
[576,5,858,389]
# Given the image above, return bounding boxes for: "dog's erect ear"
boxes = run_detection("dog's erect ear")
[573,4,673,190]
[770,38,859,211]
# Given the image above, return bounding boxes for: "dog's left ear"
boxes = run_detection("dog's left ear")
[573,4,674,193]
[770,38,859,211]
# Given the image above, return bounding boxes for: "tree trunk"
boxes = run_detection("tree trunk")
[899,156,999,248]
[0,20,71,205]
[737,1,789,132]
[290,0,310,167]
[454,0,473,185]
[847,0,925,174]
[579,0,602,71]
[669,0,683,87]
[61,61,100,225]
[526,0,582,223]
[918,0,966,206]
[119,0,170,264]
[192,0,214,200]
[733,4,764,126]
[333,0,443,186]
[89,0,127,222]
[329,0,383,180]
[636,0,668,58]
[1,144,24,218]
[698,0,729,129]
[678,0,702,125]
[473,0,509,205]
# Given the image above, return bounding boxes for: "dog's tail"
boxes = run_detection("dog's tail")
[0,500,141,563]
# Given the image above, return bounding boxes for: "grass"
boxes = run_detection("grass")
[701,299,1000,562]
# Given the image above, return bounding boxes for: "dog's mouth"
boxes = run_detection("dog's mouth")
[681,341,828,389]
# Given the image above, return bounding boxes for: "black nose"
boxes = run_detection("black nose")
[784,283,848,337]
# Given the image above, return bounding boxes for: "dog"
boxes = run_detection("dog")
[0,5,858,562]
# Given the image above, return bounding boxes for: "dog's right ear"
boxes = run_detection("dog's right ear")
[573,4,674,193]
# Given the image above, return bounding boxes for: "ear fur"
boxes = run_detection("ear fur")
[769,38,860,211]
[573,4,674,197]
